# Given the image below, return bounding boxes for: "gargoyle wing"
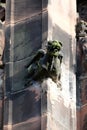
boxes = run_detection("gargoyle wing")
[26,49,46,68]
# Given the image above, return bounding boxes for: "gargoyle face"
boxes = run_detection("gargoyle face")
[47,40,62,56]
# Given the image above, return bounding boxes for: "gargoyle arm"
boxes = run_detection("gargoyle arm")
[25,49,46,68]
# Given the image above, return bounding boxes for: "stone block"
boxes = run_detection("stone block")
[79,77,87,105]
[42,11,48,43]
[5,56,33,92]
[5,14,42,62]
[5,0,11,24]
[6,0,42,23]
[5,11,48,63]
[6,0,48,24]
[77,105,87,130]
[3,98,9,126]
[42,0,48,9]
[4,84,41,130]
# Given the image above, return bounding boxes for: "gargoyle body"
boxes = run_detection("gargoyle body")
[25,40,63,88]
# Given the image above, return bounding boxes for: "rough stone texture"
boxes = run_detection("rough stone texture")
[76,1,87,130]
[3,0,77,130]
[4,0,48,89]
[6,0,48,24]
[3,84,41,130]
[4,0,48,130]
[4,12,48,62]
[77,105,87,130]
[47,0,76,130]
[77,76,87,130]
[5,58,30,92]
[79,77,87,105]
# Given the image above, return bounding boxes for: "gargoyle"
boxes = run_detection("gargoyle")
[76,20,87,40]
[25,40,63,88]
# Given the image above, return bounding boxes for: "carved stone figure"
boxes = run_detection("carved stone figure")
[25,40,63,88]
[76,20,87,40]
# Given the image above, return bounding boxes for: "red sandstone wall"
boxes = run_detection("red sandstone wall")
[77,105,87,130]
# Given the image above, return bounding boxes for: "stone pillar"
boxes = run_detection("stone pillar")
[47,0,77,130]
[76,1,87,130]
[4,0,48,130]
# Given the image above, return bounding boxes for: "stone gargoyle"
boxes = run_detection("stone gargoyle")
[76,20,87,40]
[25,40,63,88]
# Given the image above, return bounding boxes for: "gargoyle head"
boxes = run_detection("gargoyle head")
[47,40,62,56]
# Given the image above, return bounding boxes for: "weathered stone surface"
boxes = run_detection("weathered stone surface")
[3,98,9,126]
[4,83,41,130]
[5,15,42,62]
[5,0,11,24]
[6,0,42,23]
[4,0,48,129]
[12,87,41,124]
[6,0,48,24]
[47,0,76,130]
[5,56,32,92]
[5,12,48,63]
[46,77,76,130]
[79,77,87,105]
[77,105,87,130]
[42,11,48,44]
[42,0,48,10]
[76,2,87,130]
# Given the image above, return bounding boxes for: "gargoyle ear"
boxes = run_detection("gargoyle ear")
[59,42,62,46]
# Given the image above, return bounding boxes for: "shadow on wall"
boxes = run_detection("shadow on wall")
[4,87,41,130]
[4,12,48,92]
[3,3,48,130]
[4,12,48,62]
